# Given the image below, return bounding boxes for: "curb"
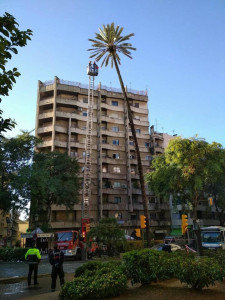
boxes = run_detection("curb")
[0,273,50,284]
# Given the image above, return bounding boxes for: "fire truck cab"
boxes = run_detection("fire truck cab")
[55,230,82,260]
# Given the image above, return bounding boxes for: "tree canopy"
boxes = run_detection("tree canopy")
[146,137,225,220]
[30,151,81,224]
[0,131,37,212]
[87,218,125,256]
[146,137,225,253]
[0,12,32,136]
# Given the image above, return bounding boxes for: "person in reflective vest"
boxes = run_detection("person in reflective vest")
[25,242,41,286]
[49,245,65,292]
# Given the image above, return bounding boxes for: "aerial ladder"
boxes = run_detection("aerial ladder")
[81,61,99,237]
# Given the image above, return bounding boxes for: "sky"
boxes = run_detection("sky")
[1,0,225,146]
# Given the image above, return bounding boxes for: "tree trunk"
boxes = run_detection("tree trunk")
[112,54,151,247]
[193,194,203,256]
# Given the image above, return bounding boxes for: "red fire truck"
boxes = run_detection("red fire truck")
[55,230,82,260]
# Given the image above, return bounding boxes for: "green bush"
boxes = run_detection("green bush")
[74,261,103,277]
[203,249,225,275]
[123,249,174,285]
[177,257,223,290]
[0,247,28,261]
[60,268,127,299]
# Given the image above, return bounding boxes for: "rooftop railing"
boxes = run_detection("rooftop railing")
[42,79,147,96]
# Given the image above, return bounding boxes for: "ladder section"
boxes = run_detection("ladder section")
[82,75,94,219]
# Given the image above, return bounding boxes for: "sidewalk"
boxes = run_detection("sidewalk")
[1,272,74,300]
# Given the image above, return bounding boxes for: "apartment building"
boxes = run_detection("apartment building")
[35,76,171,235]
[0,210,20,247]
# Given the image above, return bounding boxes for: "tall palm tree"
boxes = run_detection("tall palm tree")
[88,23,151,246]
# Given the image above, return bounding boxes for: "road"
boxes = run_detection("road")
[0,257,85,300]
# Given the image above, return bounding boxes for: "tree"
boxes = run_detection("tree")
[88,23,151,246]
[0,131,37,212]
[0,12,32,136]
[146,137,225,255]
[86,218,125,256]
[29,151,81,227]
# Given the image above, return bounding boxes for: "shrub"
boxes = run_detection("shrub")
[123,249,174,285]
[74,261,102,277]
[60,268,127,299]
[0,247,28,261]
[203,249,225,275]
[177,257,223,290]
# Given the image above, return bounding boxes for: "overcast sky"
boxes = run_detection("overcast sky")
[1,0,225,146]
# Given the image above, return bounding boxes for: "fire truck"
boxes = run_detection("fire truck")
[55,230,82,259]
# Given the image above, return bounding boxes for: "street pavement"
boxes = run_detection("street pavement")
[0,256,85,300]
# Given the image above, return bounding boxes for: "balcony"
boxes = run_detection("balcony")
[37,140,52,147]
[102,188,127,195]
[55,140,67,148]
[39,112,53,119]
[50,221,81,229]
[102,204,128,210]
[38,126,52,134]
[39,98,54,106]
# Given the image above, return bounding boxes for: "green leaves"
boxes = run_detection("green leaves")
[88,22,136,68]
[0,12,32,136]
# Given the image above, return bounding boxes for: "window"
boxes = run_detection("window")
[129,140,134,145]
[113,182,121,188]
[82,111,87,116]
[131,168,135,174]
[135,116,140,120]
[113,167,120,173]
[150,213,157,221]
[112,139,119,145]
[113,153,120,159]
[134,103,139,108]
[130,154,135,159]
[113,197,121,204]
[83,97,88,103]
[145,142,150,147]
[102,166,107,173]
[112,126,119,132]
[82,151,86,158]
[112,101,118,106]
[145,155,151,161]
[136,128,141,134]
[131,214,137,220]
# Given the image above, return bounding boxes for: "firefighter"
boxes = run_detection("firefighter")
[25,241,41,286]
[49,245,65,292]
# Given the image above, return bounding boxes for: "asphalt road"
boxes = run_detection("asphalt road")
[0,257,84,279]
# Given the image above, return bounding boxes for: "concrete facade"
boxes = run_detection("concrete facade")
[35,77,171,235]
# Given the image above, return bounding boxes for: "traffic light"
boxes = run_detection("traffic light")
[181,214,188,235]
[208,197,213,206]
[135,228,141,237]
[140,215,146,229]
[86,223,90,233]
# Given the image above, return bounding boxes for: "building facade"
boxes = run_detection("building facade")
[35,77,171,235]
[0,210,20,247]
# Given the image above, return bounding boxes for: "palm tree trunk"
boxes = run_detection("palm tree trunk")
[112,53,151,247]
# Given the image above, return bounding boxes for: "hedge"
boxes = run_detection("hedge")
[0,247,28,261]
[60,262,127,299]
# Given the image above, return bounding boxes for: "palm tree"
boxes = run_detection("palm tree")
[88,23,151,246]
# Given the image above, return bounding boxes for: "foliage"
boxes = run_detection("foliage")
[177,257,223,290]
[0,12,32,136]
[60,261,127,299]
[203,249,225,275]
[74,261,103,277]
[123,249,175,285]
[0,131,37,212]
[86,218,125,256]
[88,23,152,247]
[0,247,28,261]
[146,137,225,252]
[122,240,143,252]
[30,151,81,223]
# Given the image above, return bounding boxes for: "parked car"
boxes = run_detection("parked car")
[151,243,182,252]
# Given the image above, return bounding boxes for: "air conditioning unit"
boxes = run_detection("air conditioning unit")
[122,184,127,189]
[78,107,83,111]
